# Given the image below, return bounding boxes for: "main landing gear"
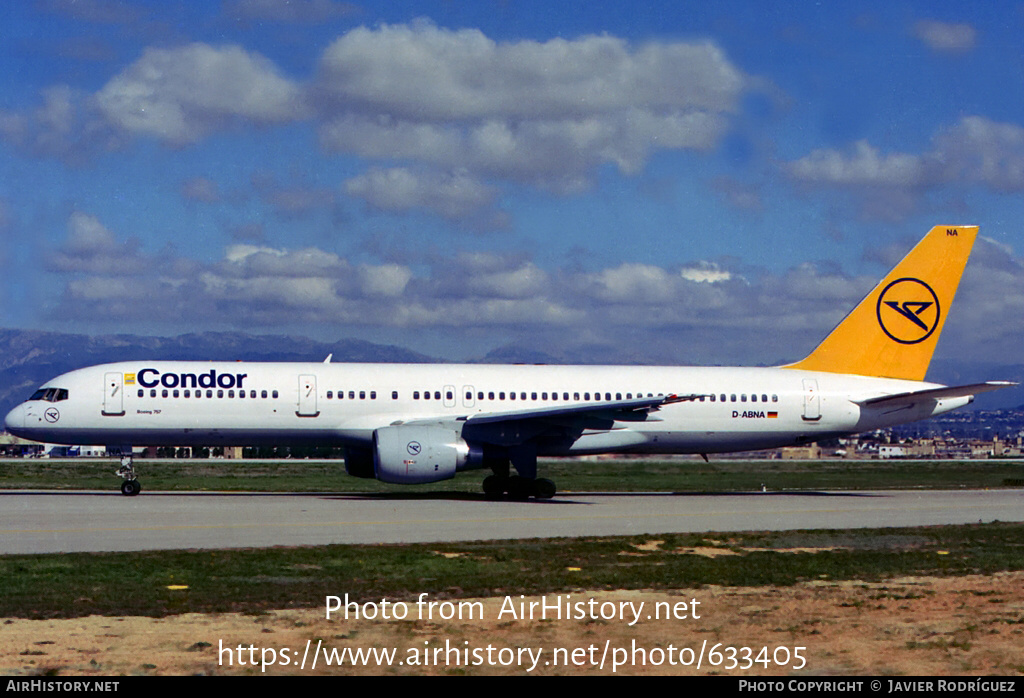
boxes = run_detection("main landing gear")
[116,455,141,496]
[481,450,556,500]
[482,475,556,500]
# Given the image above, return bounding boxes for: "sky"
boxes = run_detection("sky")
[1,0,1023,368]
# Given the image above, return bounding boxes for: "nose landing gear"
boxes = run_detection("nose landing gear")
[116,455,141,496]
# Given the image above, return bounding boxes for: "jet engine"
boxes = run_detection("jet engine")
[372,425,482,484]
[343,447,375,479]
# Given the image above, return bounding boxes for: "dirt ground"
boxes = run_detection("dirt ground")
[3,571,1024,676]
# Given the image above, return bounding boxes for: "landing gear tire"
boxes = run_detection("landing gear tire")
[533,478,556,500]
[120,479,141,497]
[481,472,557,500]
[482,475,506,499]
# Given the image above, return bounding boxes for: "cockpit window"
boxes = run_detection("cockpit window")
[28,388,69,402]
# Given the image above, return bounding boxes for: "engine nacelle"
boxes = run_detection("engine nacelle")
[373,426,481,484]
[344,447,375,479]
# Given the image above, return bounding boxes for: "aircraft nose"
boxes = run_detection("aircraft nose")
[4,403,25,433]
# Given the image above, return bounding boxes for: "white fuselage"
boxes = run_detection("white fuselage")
[4,361,969,455]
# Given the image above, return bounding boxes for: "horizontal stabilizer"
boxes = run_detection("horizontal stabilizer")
[856,381,1017,409]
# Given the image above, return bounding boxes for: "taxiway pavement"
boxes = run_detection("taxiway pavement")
[1,488,1022,554]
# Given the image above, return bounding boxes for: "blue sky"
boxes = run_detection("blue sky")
[1,0,1023,368]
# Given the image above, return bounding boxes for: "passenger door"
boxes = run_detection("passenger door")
[802,378,821,421]
[103,372,125,416]
[297,374,319,417]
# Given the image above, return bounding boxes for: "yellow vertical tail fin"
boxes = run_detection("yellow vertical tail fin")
[785,225,978,381]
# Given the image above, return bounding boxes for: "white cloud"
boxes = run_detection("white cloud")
[912,20,977,53]
[784,116,1024,219]
[48,212,148,275]
[358,263,413,298]
[317,21,747,191]
[318,23,742,121]
[95,44,308,144]
[786,140,931,188]
[345,167,506,227]
[933,116,1024,192]
[680,262,732,283]
[45,213,1024,366]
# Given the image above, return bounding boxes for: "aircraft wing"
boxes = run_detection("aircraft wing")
[856,381,1016,409]
[463,393,701,424]
[399,393,702,429]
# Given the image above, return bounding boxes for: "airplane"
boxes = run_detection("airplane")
[3,225,1015,498]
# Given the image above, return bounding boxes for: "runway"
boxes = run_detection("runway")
[1,488,1021,555]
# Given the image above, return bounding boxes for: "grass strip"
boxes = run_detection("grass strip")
[2,458,1024,493]
[2,522,1023,619]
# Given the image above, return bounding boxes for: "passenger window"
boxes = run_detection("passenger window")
[360,391,366,400]
[348,391,355,400]
[261,390,268,399]
[138,389,144,398]
[371,391,377,400]
[327,391,333,399]
[217,390,224,398]
[228,390,235,398]
[392,391,398,400]
[741,394,747,402]
[151,389,157,398]
[434,391,440,400]
[414,391,420,399]
[173,390,179,398]
[272,390,278,399]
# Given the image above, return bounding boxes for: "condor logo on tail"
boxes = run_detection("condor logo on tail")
[876,278,940,344]
[784,225,977,381]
